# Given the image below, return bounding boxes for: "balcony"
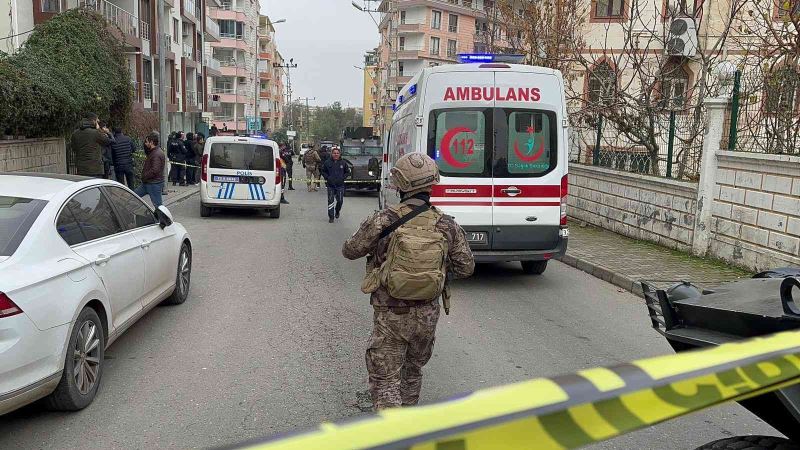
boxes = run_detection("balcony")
[396,23,424,33]
[83,0,139,40]
[182,43,194,59]
[184,0,197,19]
[205,16,220,42]
[389,75,412,85]
[396,48,425,60]
[140,20,151,40]
[143,82,153,100]
[206,55,222,75]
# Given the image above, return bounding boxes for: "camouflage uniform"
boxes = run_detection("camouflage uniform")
[342,198,475,410]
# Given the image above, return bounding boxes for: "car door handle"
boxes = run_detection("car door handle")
[94,254,111,266]
[140,239,151,250]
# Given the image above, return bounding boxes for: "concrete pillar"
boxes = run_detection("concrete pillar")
[692,97,728,257]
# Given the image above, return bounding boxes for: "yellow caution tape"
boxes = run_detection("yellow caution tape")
[239,330,800,450]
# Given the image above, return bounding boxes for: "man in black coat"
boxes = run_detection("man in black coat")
[110,127,137,189]
[168,132,187,186]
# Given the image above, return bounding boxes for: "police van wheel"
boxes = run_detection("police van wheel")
[521,260,548,275]
[200,203,212,217]
[269,204,281,219]
[694,436,799,450]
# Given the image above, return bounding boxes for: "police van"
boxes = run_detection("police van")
[200,136,282,218]
[381,55,569,274]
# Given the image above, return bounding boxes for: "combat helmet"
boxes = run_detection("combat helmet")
[390,153,440,194]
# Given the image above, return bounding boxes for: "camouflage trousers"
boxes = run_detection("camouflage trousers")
[366,302,440,410]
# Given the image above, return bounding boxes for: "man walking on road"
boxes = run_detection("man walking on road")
[135,132,166,207]
[342,153,474,410]
[303,145,322,192]
[71,113,115,178]
[110,126,137,189]
[321,147,350,223]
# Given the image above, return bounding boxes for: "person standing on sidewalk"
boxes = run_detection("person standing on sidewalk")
[135,132,166,207]
[110,126,137,189]
[189,133,204,185]
[71,113,115,178]
[321,147,351,223]
[303,145,322,192]
[280,143,295,190]
[98,121,114,179]
[168,132,187,186]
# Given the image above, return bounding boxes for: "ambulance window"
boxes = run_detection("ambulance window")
[497,110,557,177]
[427,109,491,177]
[210,143,274,171]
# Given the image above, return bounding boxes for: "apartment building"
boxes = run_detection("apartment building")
[257,15,285,133]
[0,0,222,132]
[373,0,498,134]
[362,49,380,129]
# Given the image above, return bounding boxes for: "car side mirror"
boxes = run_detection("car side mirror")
[156,205,173,229]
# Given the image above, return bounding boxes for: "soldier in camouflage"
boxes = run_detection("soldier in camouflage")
[342,153,474,410]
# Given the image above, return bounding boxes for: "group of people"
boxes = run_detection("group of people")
[166,132,205,186]
[301,144,351,223]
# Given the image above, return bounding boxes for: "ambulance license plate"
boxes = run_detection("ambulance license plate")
[212,175,240,183]
[467,232,487,244]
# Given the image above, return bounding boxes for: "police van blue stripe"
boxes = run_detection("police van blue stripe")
[217,183,226,199]
[248,183,255,200]
[227,183,236,199]
[259,184,266,200]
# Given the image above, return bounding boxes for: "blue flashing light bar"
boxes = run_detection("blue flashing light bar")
[398,95,404,104]
[409,84,417,96]
[457,53,526,64]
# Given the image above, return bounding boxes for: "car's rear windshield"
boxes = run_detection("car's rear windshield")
[210,143,274,171]
[0,196,47,257]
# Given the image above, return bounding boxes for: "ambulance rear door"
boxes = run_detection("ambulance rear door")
[424,70,495,250]
[490,71,564,251]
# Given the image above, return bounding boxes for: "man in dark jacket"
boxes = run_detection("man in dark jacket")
[280,143,295,190]
[168,132,187,186]
[189,133,204,185]
[321,147,351,223]
[110,127,137,189]
[71,113,115,177]
[135,132,166,207]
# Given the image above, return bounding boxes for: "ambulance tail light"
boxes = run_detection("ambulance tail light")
[0,292,22,318]
[560,175,568,227]
[201,154,209,182]
[275,159,282,185]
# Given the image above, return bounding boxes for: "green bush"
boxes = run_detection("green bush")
[0,8,132,137]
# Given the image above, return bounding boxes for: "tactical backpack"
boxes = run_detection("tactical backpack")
[362,203,449,302]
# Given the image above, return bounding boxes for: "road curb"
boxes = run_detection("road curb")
[557,253,644,297]
[164,187,199,207]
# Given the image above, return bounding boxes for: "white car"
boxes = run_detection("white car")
[0,173,192,415]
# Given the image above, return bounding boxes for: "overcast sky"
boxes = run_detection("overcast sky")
[261,0,379,108]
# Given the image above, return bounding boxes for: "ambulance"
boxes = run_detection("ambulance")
[199,136,282,218]
[380,55,569,274]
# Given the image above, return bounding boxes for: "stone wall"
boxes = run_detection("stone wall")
[568,164,698,251]
[0,138,67,173]
[708,151,800,270]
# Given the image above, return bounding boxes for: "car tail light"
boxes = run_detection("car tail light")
[560,175,568,227]
[383,153,388,163]
[201,154,209,182]
[275,158,282,185]
[0,292,22,318]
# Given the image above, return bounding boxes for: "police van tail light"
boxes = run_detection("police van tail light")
[275,158,282,185]
[0,293,22,318]
[201,154,209,182]
[560,175,568,227]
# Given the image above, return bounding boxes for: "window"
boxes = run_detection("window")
[41,0,60,13]
[104,187,157,230]
[449,14,459,32]
[594,0,624,19]
[499,110,557,176]
[659,63,690,110]
[172,18,179,43]
[665,0,698,17]
[432,10,442,29]
[58,189,123,245]
[398,61,405,76]
[587,61,616,105]
[399,36,406,50]
[427,109,492,177]
[0,196,47,257]
[400,10,406,24]
[447,39,458,58]
[765,67,800,113]
[430,37,441,56]
[210,143,274,170]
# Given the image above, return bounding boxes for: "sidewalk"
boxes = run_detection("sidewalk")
[163,183,199,207]
[558,224,751,296]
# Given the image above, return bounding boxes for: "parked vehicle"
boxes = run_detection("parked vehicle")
[200,136,282,218]
[382,55,569,274]
[340,127,381,192]
[0,173,192,415]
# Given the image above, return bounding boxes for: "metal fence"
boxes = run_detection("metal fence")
[569,107,704,181]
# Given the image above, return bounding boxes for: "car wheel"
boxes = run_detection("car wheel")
[200,203,212,217]
[269,204,281,219]
[45,307,105,411]
[521,260,548,275]
[162,242,191,305]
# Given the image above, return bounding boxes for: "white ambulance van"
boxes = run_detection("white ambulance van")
[381,55,569,274]
[200,136,282,218]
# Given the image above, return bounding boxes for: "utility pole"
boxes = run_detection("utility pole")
[274,58,297,150]
[157,0,168,180]
[295,96,315,144]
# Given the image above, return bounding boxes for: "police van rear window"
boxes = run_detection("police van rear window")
[427,109,492,177]
[210,143,274,171]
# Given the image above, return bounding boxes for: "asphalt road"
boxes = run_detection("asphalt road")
[0,187,779,450]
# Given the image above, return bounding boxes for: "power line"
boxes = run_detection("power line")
[0,29,35,41]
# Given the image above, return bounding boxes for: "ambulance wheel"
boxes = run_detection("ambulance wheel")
[269,204,281,219]
[694,436,799,450]
[521,260,548,275]
[200,203,212,217]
